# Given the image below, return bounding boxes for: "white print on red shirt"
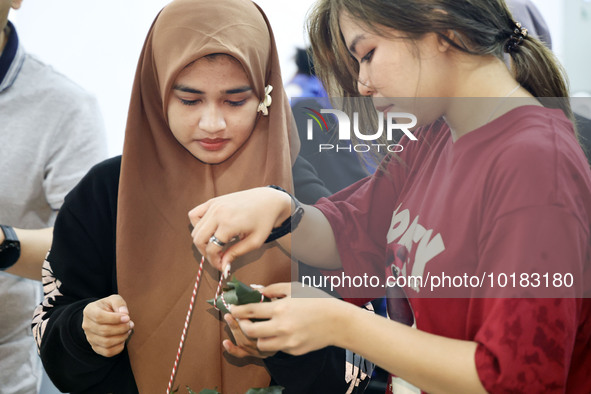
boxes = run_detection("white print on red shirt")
[387,204,445,293]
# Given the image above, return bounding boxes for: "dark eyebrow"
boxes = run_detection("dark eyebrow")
[225,86,252,94]
[173,84,203,94]
[172,85,252,95]
[348,34,366,56]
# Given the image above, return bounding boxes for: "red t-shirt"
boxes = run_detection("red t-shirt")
[315,106,591,393]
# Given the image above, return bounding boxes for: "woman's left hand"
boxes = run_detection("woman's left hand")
[230,282,344,356]
[223,313,276,359]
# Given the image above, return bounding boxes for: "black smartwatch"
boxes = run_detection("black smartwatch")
[265,185,305,243]
[0,225,21,270]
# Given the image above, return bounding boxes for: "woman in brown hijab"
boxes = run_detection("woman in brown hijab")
[32,0,313,392]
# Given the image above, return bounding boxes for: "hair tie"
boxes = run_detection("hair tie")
[504,21,528,53]
[257,84,273,116]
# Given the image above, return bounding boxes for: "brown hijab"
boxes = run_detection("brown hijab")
[116,0,298,392]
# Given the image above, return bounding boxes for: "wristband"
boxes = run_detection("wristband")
[0,225,20,270]
[265,185,304,243]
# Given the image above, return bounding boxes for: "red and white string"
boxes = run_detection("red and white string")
[213,267,231,312]
[166,256,205,394]
[166,259,264,393]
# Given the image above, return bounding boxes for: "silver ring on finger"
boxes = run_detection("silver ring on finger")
[209,235,226,247]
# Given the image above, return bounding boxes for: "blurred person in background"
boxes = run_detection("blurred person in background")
[0,0,107,392]
[508,0,591,162]
[286,47,369,194]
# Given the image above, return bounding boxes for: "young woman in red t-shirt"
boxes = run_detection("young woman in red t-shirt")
[190,1,591,392]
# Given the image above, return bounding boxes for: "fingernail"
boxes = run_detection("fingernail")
[119,306,129,314]
[129,321,135,329]
[121,314,130,323]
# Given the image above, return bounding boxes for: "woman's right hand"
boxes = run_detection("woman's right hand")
[82,294,134,357]
[188,187,291,272]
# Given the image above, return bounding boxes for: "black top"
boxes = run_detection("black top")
[35,155,368,394]
[292,98,370,193]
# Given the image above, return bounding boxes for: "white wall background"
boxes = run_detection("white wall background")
[9,0,590,156]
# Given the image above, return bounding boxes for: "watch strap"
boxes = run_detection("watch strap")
[0,225,20,270]
[265,185,304,243]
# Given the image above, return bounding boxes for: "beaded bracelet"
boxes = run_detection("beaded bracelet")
[264,185,304,243]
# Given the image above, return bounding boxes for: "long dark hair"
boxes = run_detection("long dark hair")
[307,0,573,122]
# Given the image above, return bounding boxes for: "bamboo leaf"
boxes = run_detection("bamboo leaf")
[206,277,269,314]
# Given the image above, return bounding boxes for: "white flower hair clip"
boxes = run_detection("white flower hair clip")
[257,84,273,116]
